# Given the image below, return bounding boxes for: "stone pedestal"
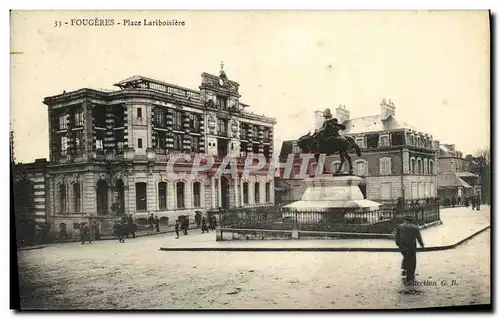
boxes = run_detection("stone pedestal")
[283,176,381,220]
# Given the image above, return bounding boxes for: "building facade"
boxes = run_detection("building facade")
[276,99,439,204]
[13,159,49,244]
[437,144,481,204]
[14,66,276,237]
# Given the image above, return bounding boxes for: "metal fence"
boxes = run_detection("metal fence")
[218,202,440,235]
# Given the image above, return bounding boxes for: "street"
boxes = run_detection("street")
[17,224,490,310]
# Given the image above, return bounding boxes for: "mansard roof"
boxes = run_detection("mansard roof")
[342,114,419,135]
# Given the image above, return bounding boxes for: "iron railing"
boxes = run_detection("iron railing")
[219,202,440,234]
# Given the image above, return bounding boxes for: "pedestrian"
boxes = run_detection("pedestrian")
[175,220,180,239]
[117,221,125,243]
[195,212,202,228]
[80,223,91,244]
[395,216,425,285]
[182,218,189,235]
[476,196,481,211]
[149,214,155,230]
[155,216,160,232]
[210,215,217,230]
[59,224,68,240]
[471,197,476,210]
[130,221,137,239]
[451,196,456,208]
[93,222,100,240]
[208,215,214,231]
[201,217,209,234]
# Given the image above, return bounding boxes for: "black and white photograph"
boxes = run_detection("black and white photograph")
[9,9,491,310]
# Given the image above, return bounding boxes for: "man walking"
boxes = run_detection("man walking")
[174,220,180,239]
[155,215,160,232]
[201,217,209,234]
[395,216,425,285]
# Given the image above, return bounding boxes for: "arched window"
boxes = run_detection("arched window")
[73,183,80,212]
[176,182,185,209]
[158,182,167,210]
[254,182,260,204]
[265,182,271,202]
[409,135,414,146]
[243,182,249,204]
[135,182,147,211]
[193,181,201,208]
[416,158,422,175]
[59,183,67,213]
[96,180,108,215]
[429,160,434,175]
[410,158,416,174]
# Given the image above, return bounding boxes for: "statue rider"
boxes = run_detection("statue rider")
[314,108,346,142]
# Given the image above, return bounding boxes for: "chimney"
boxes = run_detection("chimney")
[335,105,350,123]
[432,140,440,150]
[380,98,395,119]
[314,110,325,130]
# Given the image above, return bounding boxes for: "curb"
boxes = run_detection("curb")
[18,246,46,251]
[158,225,490,253]
[18,226,201,249]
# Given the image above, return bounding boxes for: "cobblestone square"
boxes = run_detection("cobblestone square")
[17,227,490,309]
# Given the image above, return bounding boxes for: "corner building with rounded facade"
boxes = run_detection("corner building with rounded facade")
[42,68,276,235]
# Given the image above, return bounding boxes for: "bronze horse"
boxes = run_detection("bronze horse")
[296,133,362,175]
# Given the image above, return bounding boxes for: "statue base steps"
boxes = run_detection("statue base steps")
[283,176,381,213]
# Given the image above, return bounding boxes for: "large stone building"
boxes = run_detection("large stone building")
[276,99,439,204]
[437,143,481,203]
[14,65,276,237]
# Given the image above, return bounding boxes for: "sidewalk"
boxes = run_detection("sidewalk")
[18,224,200,251]
[159,206,490,252]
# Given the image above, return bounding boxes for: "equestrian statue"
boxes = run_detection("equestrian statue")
[296,108,362,176]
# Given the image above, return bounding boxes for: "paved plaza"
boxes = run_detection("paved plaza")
[17,206,490,310]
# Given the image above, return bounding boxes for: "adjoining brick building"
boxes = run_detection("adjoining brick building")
[437,143,481,204]
[276,99,438,204]
[13,65,277,238]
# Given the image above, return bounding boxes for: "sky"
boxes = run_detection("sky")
[10,10,490,163]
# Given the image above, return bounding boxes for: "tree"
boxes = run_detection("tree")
[466,148,491,204]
